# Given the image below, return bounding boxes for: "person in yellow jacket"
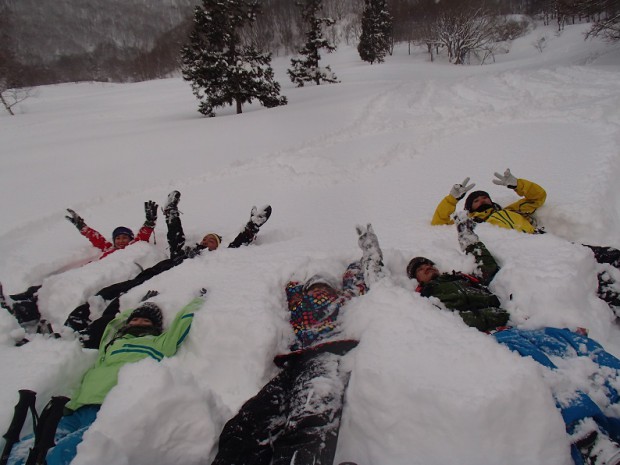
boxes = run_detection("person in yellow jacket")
[431,168,546,233]
[432,168,620,313]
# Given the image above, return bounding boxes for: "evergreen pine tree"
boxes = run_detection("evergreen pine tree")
[357,0,393,64]
[181,0,287,117]
[288,0,339,87]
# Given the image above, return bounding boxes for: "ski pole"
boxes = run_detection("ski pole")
[0,389,37,465]
[24,396,69,465]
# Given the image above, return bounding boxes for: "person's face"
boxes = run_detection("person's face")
[415,263,440,284]
[305,283,339,299]
[127,317,153,327]
[471,195,492,211]
[114,234,132,249]
[201,235,220,251]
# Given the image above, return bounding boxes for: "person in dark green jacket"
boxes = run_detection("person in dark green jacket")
[407,216,509,332]
[7,294,205,465]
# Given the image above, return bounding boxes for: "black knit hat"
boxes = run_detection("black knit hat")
[464,190,491,212]
[406,257,435,280]
[127,302,163,331]
[112,226,134,241]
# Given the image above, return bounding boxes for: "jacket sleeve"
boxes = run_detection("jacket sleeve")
[154,296,205,357]
[80,225,113,251]
[133,224,154,244]
[503,178,546,216]
[431,195,458,225]
[465,242,500,285]
[342,261,368,299]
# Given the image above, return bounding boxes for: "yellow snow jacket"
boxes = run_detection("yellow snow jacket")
[431,178,546,234]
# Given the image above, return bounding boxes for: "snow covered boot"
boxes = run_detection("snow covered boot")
[356,223,385,286]
[575,426,620,465]
[250,205,272,230]
[598,270,620,318]
[164,190,181,220]
[36,319,61,339]
[12,301,41,331]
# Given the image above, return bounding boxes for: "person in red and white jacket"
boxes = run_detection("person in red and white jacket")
[65,201,158,259]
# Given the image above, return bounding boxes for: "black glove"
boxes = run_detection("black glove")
[65,209,86,230]
[140,290,159,302]
[144,201,158,228]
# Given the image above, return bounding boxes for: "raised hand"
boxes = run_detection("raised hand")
[453,211,479,251]
[144,201,158,227]
[449,177,476,200]
[65,209,86,230]
[492,169,517,189]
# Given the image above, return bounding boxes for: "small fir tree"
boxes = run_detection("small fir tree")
[288,0,339,87]
[181,0,287,117]
[357,0,393,64]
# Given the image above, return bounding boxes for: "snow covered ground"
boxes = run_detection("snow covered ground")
[2,20,620,465]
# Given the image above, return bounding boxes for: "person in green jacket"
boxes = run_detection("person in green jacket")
[7,294,205,465]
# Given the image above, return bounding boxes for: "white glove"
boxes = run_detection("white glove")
[449,177,476,200]
[492,169,518,189]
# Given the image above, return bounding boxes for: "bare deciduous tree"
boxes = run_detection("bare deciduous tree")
[0,82,33,115]
[432,8,498,64]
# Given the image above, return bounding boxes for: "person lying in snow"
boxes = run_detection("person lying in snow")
[431,168,620,314]
[408,213,620,465]
[62,190,271,341]
[1,190,271,342]
[5,292,205,465]
[0,201,158,337]
[65,200,158,260]
[209,224,385,465]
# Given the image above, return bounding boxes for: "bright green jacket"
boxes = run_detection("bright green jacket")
[66,297,204,411]
[431,178,547,234]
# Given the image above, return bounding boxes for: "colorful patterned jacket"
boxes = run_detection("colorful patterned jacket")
[285,261,367,351]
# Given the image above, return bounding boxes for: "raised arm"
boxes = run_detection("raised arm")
[493,169,546,215]
[454,212,500,285]
[431,177,475,225]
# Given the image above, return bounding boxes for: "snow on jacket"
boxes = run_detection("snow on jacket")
[431,178,547,234]
[66,296,204,411]
[79,224,155,259]
[286,261,367,351]
[416,242,510,332]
